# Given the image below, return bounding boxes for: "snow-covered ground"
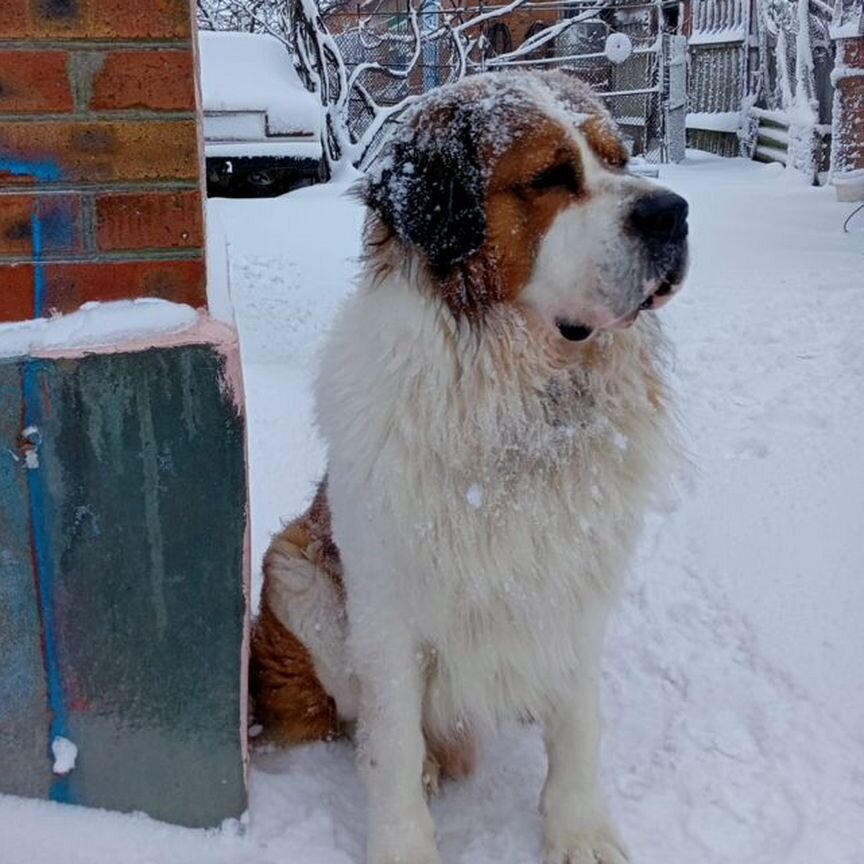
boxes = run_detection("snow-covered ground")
[3,154,863,863]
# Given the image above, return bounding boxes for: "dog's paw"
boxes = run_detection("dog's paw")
[422,728,476,799]
[544,827,630,864]
[428,730,476,782]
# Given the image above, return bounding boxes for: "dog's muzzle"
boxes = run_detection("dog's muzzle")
[629,190,689,304]
[554,190,689,343]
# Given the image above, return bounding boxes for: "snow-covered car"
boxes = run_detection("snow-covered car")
[198,31,326,197]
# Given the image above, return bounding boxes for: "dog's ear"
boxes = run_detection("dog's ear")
[365,115,486,277]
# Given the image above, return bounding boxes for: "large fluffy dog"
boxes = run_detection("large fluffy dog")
[252,71,688,864]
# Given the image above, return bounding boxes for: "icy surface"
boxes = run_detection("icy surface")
[198,31,321,137]
[2,155,863,863]
[50,738,77,776]
[0,299,199,358]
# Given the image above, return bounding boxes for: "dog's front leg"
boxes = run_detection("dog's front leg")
[355,627,440,864]
[541,671,629,864]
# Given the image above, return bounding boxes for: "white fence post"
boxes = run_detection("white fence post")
[665,34,688,162]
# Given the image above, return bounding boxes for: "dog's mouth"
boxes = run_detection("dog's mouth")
[640,280,674,310]
[555,320,594,342]
[555,278,682,343]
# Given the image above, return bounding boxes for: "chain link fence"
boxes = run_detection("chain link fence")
[327,0,682,162]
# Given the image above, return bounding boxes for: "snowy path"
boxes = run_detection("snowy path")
[3,155,863,863]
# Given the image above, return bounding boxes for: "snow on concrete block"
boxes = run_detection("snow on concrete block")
[51,737,78,776]
[0,299,199,360]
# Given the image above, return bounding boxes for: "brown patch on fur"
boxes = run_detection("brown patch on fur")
[252,483,480,788]
[425,727,477,782]
[582,114,630,169]
[302,479,345,599]
[250,600,340,744]
[481,119,585,303]
[428,102,627,316]
[251,480,344,745]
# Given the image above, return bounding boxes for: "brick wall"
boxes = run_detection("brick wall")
[0,0,206,322]
[831,37,864,202]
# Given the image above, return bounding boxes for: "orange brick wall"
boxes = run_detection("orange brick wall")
[0,0,206,323]
[832,36,864,200]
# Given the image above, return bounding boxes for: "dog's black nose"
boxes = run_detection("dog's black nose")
[629,191,688,242]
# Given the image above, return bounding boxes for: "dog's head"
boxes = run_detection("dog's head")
[364,71,688,343]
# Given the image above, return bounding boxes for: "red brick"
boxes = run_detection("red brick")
[0,121,200,184]
[0,0,192,39]
[0,51,73,114]
[0,264,35,322]
[835,38,864,175]
[90,51,195,112]
[0,194,81,256]
[90,0,192,39]
[0,1,85,39]
[0,1,35,39]
[96,190,203,252]
[0,170,36,188]
[0,198,35,256]
[43,258,206,313]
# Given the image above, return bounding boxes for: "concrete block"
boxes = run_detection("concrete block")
[0,341,248,827]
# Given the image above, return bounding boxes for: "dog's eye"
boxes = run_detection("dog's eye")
[529,162,580,194]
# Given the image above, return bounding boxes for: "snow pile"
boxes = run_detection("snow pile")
[204,140,322,159]
[50,738,77,776]
[0,299,200,359]
[198,31,321,137]
[2,155,863,864]
[686,111,741,134]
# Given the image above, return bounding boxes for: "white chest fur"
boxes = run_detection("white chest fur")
[316,270,674,729]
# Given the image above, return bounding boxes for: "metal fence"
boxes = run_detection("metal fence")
[683,0,748,157]
[685,0,836,168]
[328,0,685,162]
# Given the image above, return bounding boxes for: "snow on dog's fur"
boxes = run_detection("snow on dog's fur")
[252,70,688,864]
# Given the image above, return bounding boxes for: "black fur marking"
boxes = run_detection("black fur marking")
[365,112,487,278]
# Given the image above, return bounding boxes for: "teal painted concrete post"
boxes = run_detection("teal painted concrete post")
[0,335,249,828]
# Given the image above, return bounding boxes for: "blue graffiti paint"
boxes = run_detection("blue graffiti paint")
[32,215,45,318]
[3,153,72,800]
[0,157,62,183]
[22,363,73,804]
[0,154,62,318]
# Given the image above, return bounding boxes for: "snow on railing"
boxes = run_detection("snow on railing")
[685,110,742,132]
[829,0,864,39]
[690,0,747,45]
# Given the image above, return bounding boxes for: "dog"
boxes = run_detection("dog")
[251,70,688,864]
